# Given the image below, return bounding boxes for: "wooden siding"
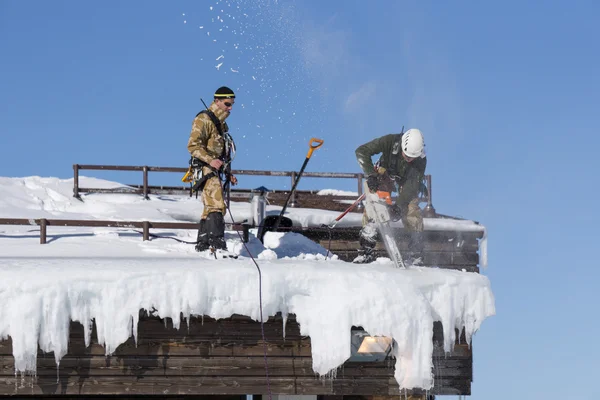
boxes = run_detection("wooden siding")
[0,315,471,397]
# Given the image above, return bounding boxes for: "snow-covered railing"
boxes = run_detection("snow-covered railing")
[71,164,435,214]
[72,164,365,200]
[0,218,250,244]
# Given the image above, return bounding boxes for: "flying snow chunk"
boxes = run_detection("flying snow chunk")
[215,62,223,70]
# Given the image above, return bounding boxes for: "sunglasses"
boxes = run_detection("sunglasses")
[223,101,233,107]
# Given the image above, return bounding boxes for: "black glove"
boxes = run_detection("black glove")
[389,204,403,221]
[366,174,379,192]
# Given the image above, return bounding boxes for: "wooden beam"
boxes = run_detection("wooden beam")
[0,376,469,396]
[0,355,471,379]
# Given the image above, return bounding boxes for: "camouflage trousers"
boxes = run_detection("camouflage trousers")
[402,198,424,232]
[200,167,226,219]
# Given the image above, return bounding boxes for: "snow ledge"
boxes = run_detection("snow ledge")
[0,259,495,390]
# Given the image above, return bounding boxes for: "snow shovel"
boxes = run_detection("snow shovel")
[257,138,324,243]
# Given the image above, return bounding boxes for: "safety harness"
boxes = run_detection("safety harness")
[182,109,236,205]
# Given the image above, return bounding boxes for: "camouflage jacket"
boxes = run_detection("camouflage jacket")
[187,102,230,165]
[355,133,427,209]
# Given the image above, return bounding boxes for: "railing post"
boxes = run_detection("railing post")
[356,173,364,210]
[423,174,436,217]
[40,219,47,244]
[143,166,149,200]
[357,173,364,195]
[143,221,150,241]
[289,171,297,208]
[73,164,81,200]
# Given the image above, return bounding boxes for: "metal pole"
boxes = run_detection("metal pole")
[289,171,297,207]
[73,164,81,200]
[423,174,436,217]
[357,173,363,196]
[143,221,150,241]
[356,173,364,210]
[143,166,149,200]
[40,219,47,244]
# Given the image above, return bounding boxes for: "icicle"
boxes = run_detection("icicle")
[84,319,93,348]
[281,312,287,340]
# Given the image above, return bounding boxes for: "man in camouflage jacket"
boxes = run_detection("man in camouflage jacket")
[354,129,427,264]
[187,86,237,253]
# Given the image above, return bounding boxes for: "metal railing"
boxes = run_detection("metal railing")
[0,218,251,244]
[72,164,365,206]
[71,164,436,215]
[0,218,365,246]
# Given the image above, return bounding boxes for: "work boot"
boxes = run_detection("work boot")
[194,219,210,252]
[353,222,379,264]
[206,212,227,250]
[353,247,376,264]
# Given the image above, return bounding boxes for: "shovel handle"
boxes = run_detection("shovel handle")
[306,138,324,159]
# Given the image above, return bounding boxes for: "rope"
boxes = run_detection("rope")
[131,223,271,398]
[131,230,199,245]
[132,172,272,399]
[218,179,273,400]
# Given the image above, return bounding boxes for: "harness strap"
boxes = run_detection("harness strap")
[189,109,235,202]
[388,133,403,174]
[191,170,218,193]
[196,109,224,137]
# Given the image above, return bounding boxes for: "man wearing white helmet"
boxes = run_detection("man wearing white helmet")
[354,129,427,264]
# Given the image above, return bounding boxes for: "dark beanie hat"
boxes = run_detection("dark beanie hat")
[214,86,235,99]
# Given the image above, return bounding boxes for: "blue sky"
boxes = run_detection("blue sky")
[1,1,599,398]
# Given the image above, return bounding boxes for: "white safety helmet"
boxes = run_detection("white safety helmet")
[401,129,425,158]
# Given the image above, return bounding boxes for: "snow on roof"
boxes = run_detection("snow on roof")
[0,176,495,390]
